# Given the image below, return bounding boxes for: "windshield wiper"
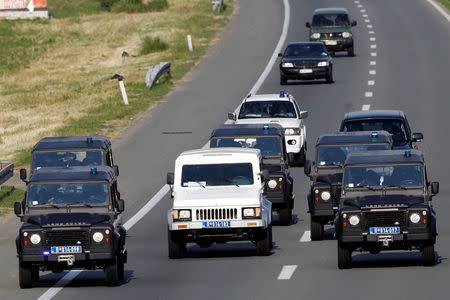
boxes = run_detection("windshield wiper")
[323,162,342,167]
[385,185,408,190]
[184,177,206,188]
[39,202,62,209]
[354,184,376,191]
[219,177,240,187]
[66,202,93,208]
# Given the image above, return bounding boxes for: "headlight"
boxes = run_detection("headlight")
[281,62,294,68]
[93,232,104,243]
[30,234,41,245]
[243,208,255,217]
[179,210,191,219]
[410,213,420,224]
[285,128,300,135]
[317,61,329,67]
[349,215,360,226]
[267,179,277,189]
[321,191,331,201]
[311,33,321,39]
[342,32,352,38]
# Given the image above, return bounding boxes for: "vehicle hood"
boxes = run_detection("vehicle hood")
[310,26,351,33]
[236,118,299,128]
[282,57,329,63]
[174,186,261,207]
[315,172,342,185]
[343,195,424,209]
[26,213,110,227]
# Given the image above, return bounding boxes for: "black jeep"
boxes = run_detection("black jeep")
[210,124,294,225]
[27,136,119,175]
[14,166,127,288]
[304,131,393,240]
[334,150,438,268]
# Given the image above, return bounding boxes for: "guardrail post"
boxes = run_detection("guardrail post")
[111,74,129,105]
[187,35,193,52]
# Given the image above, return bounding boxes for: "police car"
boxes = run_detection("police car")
[166,148,272,257]
[228,92,308,166]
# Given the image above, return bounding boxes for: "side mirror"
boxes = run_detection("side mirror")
[351,20,357,26]
[278,52,283,57]
[227,111,237,121]
[299,110,308,119]
[113,165,119,176]
[304,160,311,176]
[14,202,22,216]
[305,22,311,28]
[20,168,27,181]
[431,182,439,195]
[167,172,174,185]
[116,199,125,212]
[259,169,270,181]
[331,184,339,198]
[412,132,423,142]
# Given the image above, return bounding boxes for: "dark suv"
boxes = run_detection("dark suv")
[14,166,127,288]
[304,131,393,240]
[306,7,357,56]
[210,124,294,225]
[334,150,438,268]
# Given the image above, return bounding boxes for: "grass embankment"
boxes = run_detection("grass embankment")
[437,0,450,10]
[0,186,25,216]
[0,0,233,166]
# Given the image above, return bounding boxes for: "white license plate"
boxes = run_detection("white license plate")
[325,40,337,45]
[299,69,313,74]
[202,221,231,228]
[369,227,400,235]
[51,246,82,254]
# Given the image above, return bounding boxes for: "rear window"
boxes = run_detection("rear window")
[342,119,408,146]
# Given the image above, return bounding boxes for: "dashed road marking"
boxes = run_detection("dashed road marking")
[371,52,377,57]
[368,80,375,86]
[365,91,373,97]
[368,31,375,34]
[363,14,368,17]
[370,61,376,66]
[370,44,377,49]
[361,9,366,13]
[362,104,371,110]
[278,265,298,280]
[369,70,376,75]
[299,230,311,242]
[354,1,360,3]
[370,37,376,41]
[367,24,373,28]
[365,19,371,23]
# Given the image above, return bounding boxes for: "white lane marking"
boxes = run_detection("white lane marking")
[362,104,371,111]
[370,37,376,41]
[367,24,373,28]
[361,9,366,13]
[37,1,292,299]
[365,91,373,97]
[354,1,360,4]
[370,44,377,49]
[299,230,311,242]
[370,52,377,57]
[277,265,298,280]
[362,14,368,17]
[357,4,363,8]
[37,271,82,300]
[369,70,376,75]
[425,0,450,23]
[249,0,290,95]
[368,31,375,34]
[370,61,376,66]
[365,19,370,23]
[368,80,375,85]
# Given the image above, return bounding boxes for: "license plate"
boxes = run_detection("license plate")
[325,40,337,45]
[202,221,231,228]
[51,246,82,254]
[299,69,313,74]
[369,227,400,234]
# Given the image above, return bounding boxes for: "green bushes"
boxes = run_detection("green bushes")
[102,0,169,13]
[140,36,169,55]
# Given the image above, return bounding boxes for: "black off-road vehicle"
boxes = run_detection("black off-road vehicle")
[304,131,392,240]
[210,124,295,225]
[334,150,438,268]
[14,166,127,288]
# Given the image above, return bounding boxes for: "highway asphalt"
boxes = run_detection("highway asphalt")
[0,0,449,299]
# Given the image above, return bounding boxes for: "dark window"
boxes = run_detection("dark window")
[312,13,350,27]
[181,163,254,187]
[317,144,389,166]
[32,150,105,170]
[239,101,297,119]
[342,119,408,146]
[211,136,282,157]
[284,44,327,57]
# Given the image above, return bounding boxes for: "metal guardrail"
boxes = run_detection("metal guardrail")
[212,0,223,14]
[0,161,14,186]
[145,62,171,89]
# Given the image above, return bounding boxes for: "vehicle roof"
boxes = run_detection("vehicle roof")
[29,166,116,183]
[344,149,424,166]
[211,124,284,138]
[342,110,405,121]
[313,8,349,15]
[180,148,261,157]
[316,131,392,146]
[33,136,111,152]
[244,93,294,102]
[287,41,326,47]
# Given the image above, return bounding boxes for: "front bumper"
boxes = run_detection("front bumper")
[281,67,330,80]
[285,135,302,153]
[340,231,433,244]
[313,38,353,51]
[19,251,116,263]
[169,219,266,231]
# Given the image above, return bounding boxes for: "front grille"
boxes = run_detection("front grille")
[321,32,343,39]
[294,61,318,68]
[196,208,238,221]
[363,211,406,230]
[45,230,90,248]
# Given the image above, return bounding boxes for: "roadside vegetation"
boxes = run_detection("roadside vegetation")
[438,0,450,9]
[0,186,25,217]
[0,0,232,166]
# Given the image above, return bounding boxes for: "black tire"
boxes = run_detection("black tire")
[280,74,287,85]
[337,242,352,269]
[326,68,334,83]
[118,254,125,281]
[256,227,271,256]
[31,266,39,282]
[310,216,324,241]
[19,263,32,289]
[296,148,306,166]
[105,257,119,286]
[278,207,292,226]
[347,46,354,57]
[421,244,436,266]
[168,230,186,259]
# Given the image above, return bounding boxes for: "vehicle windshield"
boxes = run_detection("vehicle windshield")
[344,164,424,189]
[239,101,297,119]
[210,136,282,157]
[28,182,110,206]
[283,44,328,57]
[312,13,350,27]
[32,150,104,170]
[317,144,390,167]
[181,163,254,187]
[342,119,408,146]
